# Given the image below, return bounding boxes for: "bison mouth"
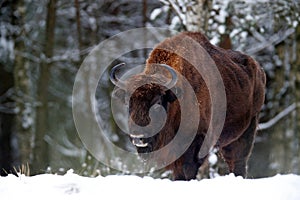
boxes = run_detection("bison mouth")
[130,134,148,148]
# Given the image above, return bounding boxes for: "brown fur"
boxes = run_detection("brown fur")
[113,32,266,180]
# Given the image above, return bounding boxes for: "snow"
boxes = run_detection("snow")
[208,150,218,166]
[150,8,163,20]
[1,170,300,200]
[170,16,181,30]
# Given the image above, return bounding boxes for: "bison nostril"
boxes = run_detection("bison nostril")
[152,104,161,111]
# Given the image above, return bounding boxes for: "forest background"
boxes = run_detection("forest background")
[0,0,299,178]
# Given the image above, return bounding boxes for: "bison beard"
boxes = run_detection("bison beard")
[110,32,266,181]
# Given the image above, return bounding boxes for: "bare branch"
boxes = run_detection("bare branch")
[44,135,85,157]
[161,0,186,25]
[246,28,295,55]
[0,104,16,114]
[258,103,299,131]
[0,88,14,103]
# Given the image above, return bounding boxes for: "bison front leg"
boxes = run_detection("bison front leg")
[173,134,206,180]
[221,116,258,178]
[173,155,205,181]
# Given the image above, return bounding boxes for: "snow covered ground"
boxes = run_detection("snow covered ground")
[1,170,300,200]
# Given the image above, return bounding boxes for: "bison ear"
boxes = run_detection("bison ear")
[165,87,182,103]
[111,88,126,103]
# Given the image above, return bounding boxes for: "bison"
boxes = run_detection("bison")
[110,32,266,180]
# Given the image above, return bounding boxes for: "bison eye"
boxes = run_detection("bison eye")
[165,88,182,103]
[111,88,130,106]
[150,95,162,106]
[111,88,125,99]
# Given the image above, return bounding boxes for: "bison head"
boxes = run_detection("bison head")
[110,63,180,152]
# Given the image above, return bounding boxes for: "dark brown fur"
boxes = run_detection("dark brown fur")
[113,32,266,180]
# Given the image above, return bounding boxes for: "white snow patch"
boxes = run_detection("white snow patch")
[170,16,181,30]
[89,17,97,31]
[210,36,220,45]
[208,151,218,166]
[150,8,163,20]
[218,25,226,34]
[1,171,300,200]
[245,14,254,21]
[150,6,169,21]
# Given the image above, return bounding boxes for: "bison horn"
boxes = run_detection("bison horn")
[159,64,178,89]
[110,63,127,89]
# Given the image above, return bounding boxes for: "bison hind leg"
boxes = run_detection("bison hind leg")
[221,116,258,178]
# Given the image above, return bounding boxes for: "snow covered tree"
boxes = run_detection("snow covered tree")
[0,0,17,175]
[152,0,212,32]
[185,0,211,32]
[32,0,57,174]
[12,0,35,172]
[295,25,300,170]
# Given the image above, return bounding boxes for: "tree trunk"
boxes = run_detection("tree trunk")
[32,0,57,174]
[12,0,34,171]
[142,0,148,58]
[0,66,15,175]
[74,0,83,61]
[185,0,212,32]
[268,23,300,174]
[0,0,16,176]
[292,24,300,172]
[219,16,232,49]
